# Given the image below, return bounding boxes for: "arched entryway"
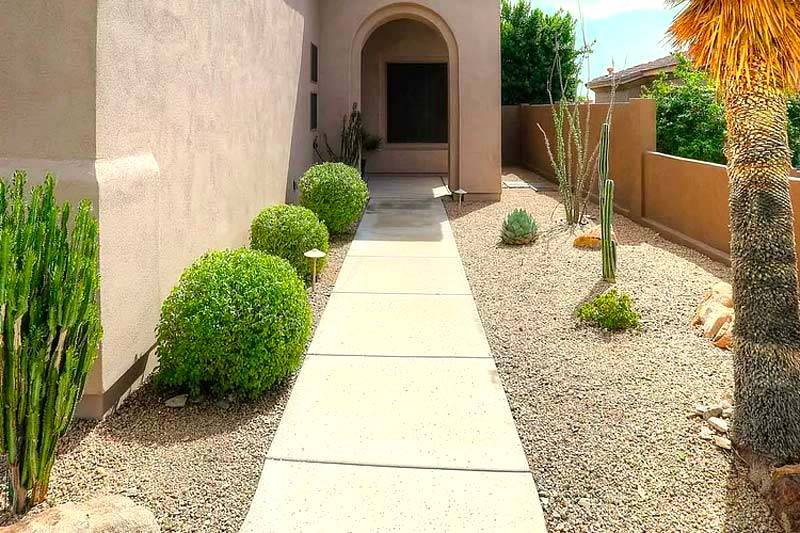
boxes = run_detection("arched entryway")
[350,4,460,190]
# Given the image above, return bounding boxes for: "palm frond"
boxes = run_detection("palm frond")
[667,0,800,92]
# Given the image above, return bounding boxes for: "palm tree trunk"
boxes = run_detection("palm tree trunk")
[726,67,800,464]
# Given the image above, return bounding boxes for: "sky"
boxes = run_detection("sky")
[533,0,681,89]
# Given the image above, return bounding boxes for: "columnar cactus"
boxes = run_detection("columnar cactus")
[0,171,102,514]
[340,103,363,169]
[598,122,617,283]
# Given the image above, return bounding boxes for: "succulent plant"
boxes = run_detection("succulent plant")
[501,209,538,245]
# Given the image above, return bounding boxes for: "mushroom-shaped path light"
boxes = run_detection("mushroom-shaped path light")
[304,248,327,291]
[453,189,467,212]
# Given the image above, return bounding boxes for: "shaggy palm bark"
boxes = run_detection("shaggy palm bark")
[726,69,800,464]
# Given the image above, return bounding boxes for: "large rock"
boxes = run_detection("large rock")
[3,496,159,533]
[692,282,735,350]
[573,226,602,249]
[742,451,800,532]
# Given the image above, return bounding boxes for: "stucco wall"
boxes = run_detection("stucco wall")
[361,19,449,175]
[641,152,800,267]
[86,0,320,414]
[0,0,97,159]
[1,0,321,417]
[501,105,521,165]
[320,0,501,197]
[520,99,657,219]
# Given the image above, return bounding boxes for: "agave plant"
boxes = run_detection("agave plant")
[0,171,102,514]
[669,0,800,463]
[501,209,538,245]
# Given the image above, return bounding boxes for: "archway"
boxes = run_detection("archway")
[350,4,460,190]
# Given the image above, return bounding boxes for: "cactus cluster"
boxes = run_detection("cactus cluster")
[598,122,617,283]
[0,171,101,514]
[314,103,363,169]
[501,209,538,245]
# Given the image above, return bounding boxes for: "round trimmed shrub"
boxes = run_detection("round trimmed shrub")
[299,162,369,233]
[155,249,312,399]
[250,204,329,280]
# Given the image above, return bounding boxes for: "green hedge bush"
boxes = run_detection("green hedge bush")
[577,289,641,332]
[250,204,329,280]
[299,163,368,233]
[155,249,311,399]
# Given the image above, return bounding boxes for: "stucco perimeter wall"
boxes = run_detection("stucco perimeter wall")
[85,0,318,416]
[501,105,521,165]
[520,99,657,219]
[642,152,800,266]
[320,0,502,198]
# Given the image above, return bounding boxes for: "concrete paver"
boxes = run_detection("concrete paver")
[267,355,528,471]
[334,256,471,295]
[308,293,491,357]
[241,461,546,533]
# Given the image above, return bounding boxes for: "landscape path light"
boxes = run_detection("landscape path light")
[453,188,467,212]
[304,248,327,291]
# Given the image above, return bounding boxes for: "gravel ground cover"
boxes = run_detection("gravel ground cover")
[0,234,353,532]
[446,188,780,533]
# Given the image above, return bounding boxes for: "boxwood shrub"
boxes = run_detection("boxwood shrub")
[155,249,312,399]
[250,204,329,280]
[299,162,369,233]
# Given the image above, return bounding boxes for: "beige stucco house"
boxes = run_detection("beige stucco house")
[0,0,501,417]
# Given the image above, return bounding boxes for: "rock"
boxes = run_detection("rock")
[578,498,591,508]
[707,417,730,434]
[573,226,602,249]
[701,303,734,339]
[714,436,732,450]
[540,498,550,508]
[692,283,735,347]
[694,404,724,420]
[722,407,735,419]
[122,487,139,497]
[699,426,716,441]
[720,398,733,410]
[5,495,159,532]
[165,394,188,408]
[741,450,800,532]
[714,321,734,350]
[214,399,231,409]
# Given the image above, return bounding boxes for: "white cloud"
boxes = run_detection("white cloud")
[540,0,668,19]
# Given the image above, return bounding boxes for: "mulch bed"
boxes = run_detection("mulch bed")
[445,188,780,533]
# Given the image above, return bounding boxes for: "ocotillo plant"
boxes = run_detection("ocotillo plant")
[598,122,617,283]
[0,171,102,514]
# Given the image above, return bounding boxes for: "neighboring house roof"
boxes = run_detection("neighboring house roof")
[587,55,679,90]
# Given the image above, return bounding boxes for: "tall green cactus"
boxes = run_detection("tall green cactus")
[0,171,101,514]
[598,123,617,283]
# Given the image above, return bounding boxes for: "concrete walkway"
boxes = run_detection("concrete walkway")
[241,176,546,532]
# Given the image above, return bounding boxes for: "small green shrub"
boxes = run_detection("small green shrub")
[299,163,368,233]
[577,289,640,331]
[155,249,311,399]
[250,204,329,280]
[501,208,538,245]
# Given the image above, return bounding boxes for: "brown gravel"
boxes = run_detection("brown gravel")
[0,233,353,532]
[446,189,780,533]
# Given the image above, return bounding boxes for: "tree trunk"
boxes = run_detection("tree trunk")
[726,69,800,465]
